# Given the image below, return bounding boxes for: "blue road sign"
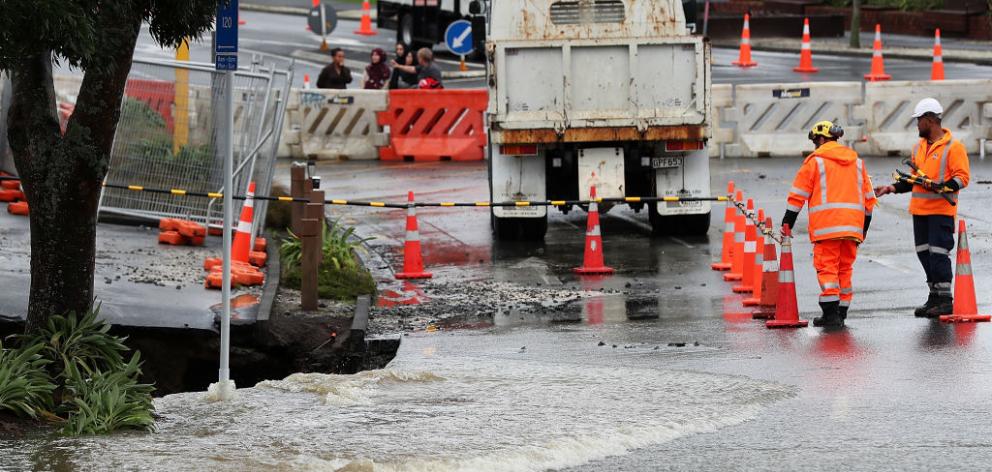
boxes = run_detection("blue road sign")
[445,20,474,56]
[216,0,239,70]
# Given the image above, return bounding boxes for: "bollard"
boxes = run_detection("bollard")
[301,190,325,311]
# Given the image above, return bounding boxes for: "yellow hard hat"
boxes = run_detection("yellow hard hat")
[808,120,844,140]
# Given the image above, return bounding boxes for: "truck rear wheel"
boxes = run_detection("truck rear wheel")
[492,211,548,241]
[649,205,711,236]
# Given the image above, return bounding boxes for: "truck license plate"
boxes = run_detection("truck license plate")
[652,157,683,169]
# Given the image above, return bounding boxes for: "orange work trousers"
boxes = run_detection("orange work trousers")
[812,239,859,307]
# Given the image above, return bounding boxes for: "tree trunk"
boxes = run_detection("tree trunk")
[7,16,142,333]
[850,0,862,49]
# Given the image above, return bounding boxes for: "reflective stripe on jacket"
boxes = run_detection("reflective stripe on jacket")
[787,141,876,243]
[909,129,969,217]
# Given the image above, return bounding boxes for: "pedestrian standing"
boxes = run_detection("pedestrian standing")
[391,48,443,89]
[317,48,352,90]
[363,48,391,90]
[874,98,970,318]
[782,121,877,328]
[389,43,418,89]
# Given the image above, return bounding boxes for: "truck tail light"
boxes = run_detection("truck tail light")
[500,144,539,156]
[665,141,704,152]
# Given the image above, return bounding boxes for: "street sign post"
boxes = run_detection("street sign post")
[214,0,238,402]
[445,20,474,73]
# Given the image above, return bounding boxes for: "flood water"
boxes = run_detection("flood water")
[1,327,793,471]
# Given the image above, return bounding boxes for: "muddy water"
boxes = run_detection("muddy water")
[1,329,792,471]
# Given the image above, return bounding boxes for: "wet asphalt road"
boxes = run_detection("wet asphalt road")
[281,154,992,470]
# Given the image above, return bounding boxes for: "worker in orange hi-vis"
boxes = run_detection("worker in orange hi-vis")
[782,121,877,329]
[874,98,970,318]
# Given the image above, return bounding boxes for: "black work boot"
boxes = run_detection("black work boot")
[914,293,938,318]
[813,301,843,328]
[924,296,953,318]
[838,306,849,321]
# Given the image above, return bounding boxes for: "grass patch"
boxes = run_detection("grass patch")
[280,221,377,301]
[0,307,155,436]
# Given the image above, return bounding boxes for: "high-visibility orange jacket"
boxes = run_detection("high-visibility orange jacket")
[787,141,876,243]
[908,129,969,217]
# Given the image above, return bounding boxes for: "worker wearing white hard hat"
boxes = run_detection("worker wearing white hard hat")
[875,98,971,318]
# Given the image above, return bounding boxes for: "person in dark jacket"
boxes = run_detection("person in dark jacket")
[363,48,391,90]
[388,43,418,89]
[391,48,443,89]
[317,48,352,90]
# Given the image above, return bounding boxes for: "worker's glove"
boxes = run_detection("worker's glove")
[922,179,944,192]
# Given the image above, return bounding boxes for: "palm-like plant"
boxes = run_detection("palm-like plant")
[0,342,55,418]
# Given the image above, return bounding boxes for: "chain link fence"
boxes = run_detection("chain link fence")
[99,56,293,236]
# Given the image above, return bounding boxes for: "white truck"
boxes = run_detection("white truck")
[377,0,488,54]
[487,0,712,240]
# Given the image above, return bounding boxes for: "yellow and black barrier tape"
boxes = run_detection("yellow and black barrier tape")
[79,182,732,210]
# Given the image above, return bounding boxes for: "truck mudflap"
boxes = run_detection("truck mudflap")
[491,149,547,219]
[654,146,712,217]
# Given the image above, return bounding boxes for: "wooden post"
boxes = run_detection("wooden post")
[300,189,325,311]
[290,163,312,235]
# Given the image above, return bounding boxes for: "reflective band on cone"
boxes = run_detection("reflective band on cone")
[396,191,433,280]
[743,209,767,305]
[753,216,780,319]
[712,181,736,271]
[940,220,990,323]
[766,225,808,328]
[574,185,614,275]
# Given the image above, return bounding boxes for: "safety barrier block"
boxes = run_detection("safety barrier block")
[861,79,992,156]
[1,181,20,190]
[294,89,389,160]
[378,89,488,162]
[0,189,23,202]
[7,201,29,216]
[710,84,736,158]
[158,231,187,246]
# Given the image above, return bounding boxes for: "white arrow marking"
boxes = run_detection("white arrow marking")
[452,26,471,49]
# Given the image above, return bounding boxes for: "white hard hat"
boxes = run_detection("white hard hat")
[912,98,943,118]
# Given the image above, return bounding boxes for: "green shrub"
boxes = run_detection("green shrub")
[280,221,377,301]
[27,308,128,379]
[61,354,155,436]
[864,0,943,10]
[0,342,55,419]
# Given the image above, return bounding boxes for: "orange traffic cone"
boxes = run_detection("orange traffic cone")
[733,202,759,294]
[793,18,819,73]
[766,225,808,329]
[753,216,780,319]
[396,191,432,280]
[231,181,256,264]
[931,28,945,81]
[574,186,614,275]
[743,209,766,302]
[940,220,991,323]
[354,0,377,36]
[303,74,311,90]
[724,192,747,282]
[712,181,736,271]
[733,14,758,68]
[864,24,891,81]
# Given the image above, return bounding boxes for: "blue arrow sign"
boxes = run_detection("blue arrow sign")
[445,20,474,56]
[216,0,239,70]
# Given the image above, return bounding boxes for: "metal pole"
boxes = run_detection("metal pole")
[220,69,235,388]
[702,0,710,37]
[981,139,987,161]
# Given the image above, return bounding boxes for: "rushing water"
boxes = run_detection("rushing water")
[1,329,793,471]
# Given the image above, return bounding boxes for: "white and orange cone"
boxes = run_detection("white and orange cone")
[723,191,747,282]
[354,0,377,36]
[231,181,256,264]
[940,220,991,323]
[574,186,614,275]
[733,14,758,68]
[733,201,758,294]
[766,225,808,329]
[712,181,736,271]
[931,28,945,81]
[793,18,819,73]
[743,209,766,303]
[396,191,432,280]
[303,74,312,90]
[864,24,891,81]
[752,216,780,319]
